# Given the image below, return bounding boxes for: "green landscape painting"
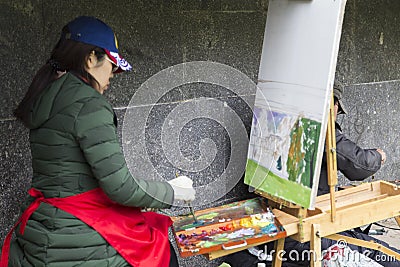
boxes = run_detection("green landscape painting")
[245,108,321,208]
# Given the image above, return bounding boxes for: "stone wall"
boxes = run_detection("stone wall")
[1,1,399,266]
[336,0,400,186]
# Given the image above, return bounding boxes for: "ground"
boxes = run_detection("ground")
[370,217,400,250]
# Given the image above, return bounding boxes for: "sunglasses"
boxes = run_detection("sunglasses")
[105,56,119,73]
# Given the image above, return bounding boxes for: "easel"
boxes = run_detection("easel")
[207,95,400,266]
[279,95,400,266]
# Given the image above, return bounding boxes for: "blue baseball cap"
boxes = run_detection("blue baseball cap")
[65,16,132,73]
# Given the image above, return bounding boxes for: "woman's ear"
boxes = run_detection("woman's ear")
[86,51,98,70]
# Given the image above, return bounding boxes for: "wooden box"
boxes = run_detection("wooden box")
[172,198,287,257]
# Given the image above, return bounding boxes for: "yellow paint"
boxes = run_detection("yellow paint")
[251,214,272,228]
[239,217,253,227]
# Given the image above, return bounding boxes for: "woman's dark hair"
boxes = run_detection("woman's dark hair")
[14,25,107,126]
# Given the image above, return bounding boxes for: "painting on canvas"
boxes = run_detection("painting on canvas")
[245,0,346,208]
[246,93,322,208]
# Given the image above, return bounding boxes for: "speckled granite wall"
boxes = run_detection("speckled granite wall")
[337,81,400,186]
[335,0,400,187]
[1,1,399,266]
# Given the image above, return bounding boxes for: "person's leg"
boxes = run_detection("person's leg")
[278,237,312,266]
[169,242,179,267]
[224,239,311,267]
[327,230,400,267]
[224,231,400,267]
[223,248,260,267]
[269,231,400,267]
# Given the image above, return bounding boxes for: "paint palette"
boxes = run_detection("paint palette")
[172,198,286,257]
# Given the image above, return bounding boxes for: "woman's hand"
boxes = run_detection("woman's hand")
[168,176,196,202]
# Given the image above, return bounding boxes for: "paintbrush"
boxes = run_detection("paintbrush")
[174,173,198,223]
[186,201,198,223]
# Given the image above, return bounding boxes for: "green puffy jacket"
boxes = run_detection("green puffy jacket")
[9,73,174,266]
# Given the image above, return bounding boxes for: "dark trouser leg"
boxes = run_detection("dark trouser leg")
[224,230,400,267]
[330,231,400,267]
[223,248,260,267]
[169,242,179,267]
[282,230,399,267]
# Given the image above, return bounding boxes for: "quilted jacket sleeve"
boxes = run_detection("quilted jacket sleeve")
[74,97,174,208]
[335,127,382,181]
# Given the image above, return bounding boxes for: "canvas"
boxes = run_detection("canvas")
[245,0,347,208]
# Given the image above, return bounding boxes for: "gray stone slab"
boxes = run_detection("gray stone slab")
[0,3,44,118]
[336,1,400,84]
[121,93,252,206]
[337,81,400,185]
[0,120,31,241]
[179,10,266,81]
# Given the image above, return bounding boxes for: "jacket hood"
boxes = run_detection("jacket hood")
[26,73,101,129]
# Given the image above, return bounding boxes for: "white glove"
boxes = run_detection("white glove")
[168,176,196,202]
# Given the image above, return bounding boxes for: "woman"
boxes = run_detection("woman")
[1,16,195,267]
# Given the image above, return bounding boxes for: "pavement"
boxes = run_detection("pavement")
[369,217,400,250]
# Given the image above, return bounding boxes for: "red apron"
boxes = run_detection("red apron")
[1,188,173,267]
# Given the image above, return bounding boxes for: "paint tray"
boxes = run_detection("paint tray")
[172,197,287,257]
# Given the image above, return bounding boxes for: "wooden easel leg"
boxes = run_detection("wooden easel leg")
[310,224,321,267]
[395,216,400,227]
[326,94,338,223]
[272,238,285,267]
